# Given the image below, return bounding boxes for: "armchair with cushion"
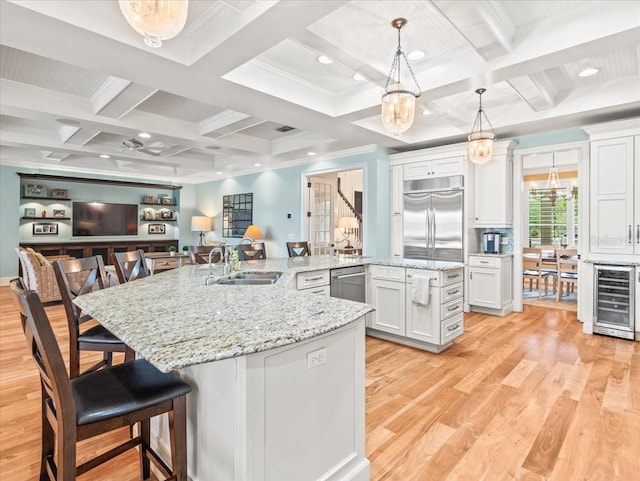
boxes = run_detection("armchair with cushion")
[15,247,73,303]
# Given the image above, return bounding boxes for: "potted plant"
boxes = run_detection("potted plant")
[168,245,177,257]
[182,245,190,256]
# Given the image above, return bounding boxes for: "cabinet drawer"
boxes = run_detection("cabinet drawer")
[369,265,405,282]
[296,270,330,289]
[441,313,464,344]
[442,282,463,303]
[299,284,330,296]
[441,297,464,320]
[442,268,464,286]
[469,256,501,268]
[154,258,179,270]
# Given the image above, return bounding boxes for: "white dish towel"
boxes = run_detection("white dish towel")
[411,276,431,306]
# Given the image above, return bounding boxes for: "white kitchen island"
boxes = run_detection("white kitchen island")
[75,257,374,481]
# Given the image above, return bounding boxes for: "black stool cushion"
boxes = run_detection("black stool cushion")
[72,359,192,426]
[78,324,124,345]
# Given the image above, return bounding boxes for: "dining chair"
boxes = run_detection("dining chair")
[238,242,267,261]
[523,247,552,299]
[189,245,223,264]
[53,256,134,379]
[10,278,192,481]
[555,248,578,301]
[286,241,311,257]
[113,249,151,283]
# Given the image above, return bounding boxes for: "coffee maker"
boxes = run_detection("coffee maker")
[482,232,501,254]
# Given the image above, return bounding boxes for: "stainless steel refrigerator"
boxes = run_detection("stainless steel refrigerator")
[403,176,463,262]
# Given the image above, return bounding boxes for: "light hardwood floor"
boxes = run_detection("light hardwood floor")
[1,286,638,480]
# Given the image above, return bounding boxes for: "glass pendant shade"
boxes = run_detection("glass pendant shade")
[119,0,188,48]
[467,88,496,165]
[467,131,495,165]
[381,18,421,135]
[381,83,417,134]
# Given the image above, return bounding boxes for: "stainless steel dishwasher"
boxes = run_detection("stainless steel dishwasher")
[330,265,366,302]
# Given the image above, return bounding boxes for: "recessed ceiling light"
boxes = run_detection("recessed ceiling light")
[307,152,316,156]
[99,154,111,159]
[422,109,431,115]
[352,73,365,81]
[138,132,151,138]
[407,50,425,61]
[205,145,221,150]
[254,163,262,167]
[216,171,223,175]
[317,55,333,65]
[578,67,600,77]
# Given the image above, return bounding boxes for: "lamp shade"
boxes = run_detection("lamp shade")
[243,224,263,240]
[191,216,211,232]
[338,217,359,229]
[381,83,417,135]
[467,131,495,165]
[119,0,188,48]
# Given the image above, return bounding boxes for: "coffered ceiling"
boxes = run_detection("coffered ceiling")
[1,0,639,183]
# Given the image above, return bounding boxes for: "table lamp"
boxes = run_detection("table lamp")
[338,217,359,249]
[243,224,263,242]
[191,216,212,246]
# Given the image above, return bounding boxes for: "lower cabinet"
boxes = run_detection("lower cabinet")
[367,265,464,352]
[296,269,330,295]
[468,255,513,316]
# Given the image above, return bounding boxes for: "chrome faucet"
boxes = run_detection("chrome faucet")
[204,246,227,285]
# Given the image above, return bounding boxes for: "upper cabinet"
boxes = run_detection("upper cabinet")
[403,156,463,180]
[472,141,516,228]
[589,135,639,255]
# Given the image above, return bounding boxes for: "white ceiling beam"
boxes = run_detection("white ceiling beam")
[508,75,556,111]
[92,77,157,119]
[470,0,515,54]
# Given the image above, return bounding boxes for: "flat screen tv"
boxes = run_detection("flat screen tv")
[73,202,138,236]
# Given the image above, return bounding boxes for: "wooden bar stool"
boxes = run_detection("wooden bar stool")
[113,249,151,283]
[10,278,192,481]
[238,242,266,260]
[53,256,135,379]
[189,245,223,264]
[286,241,311,257]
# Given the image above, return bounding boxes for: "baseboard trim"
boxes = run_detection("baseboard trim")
[0,277,12,287]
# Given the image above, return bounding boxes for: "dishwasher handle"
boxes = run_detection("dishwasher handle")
[334,272,366,280]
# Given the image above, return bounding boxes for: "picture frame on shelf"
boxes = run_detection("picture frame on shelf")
[160,210,174,220]
[148,223,166,234]
[24,208,36,217]
[161,196,175,205]
[143,209,154,220]
[50,188,69,199]
[144,195,156,204]
[53,209,66,217]
[24,184,46,197]
[33,222,58,236]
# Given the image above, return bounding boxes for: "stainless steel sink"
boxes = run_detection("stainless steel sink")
[216,271,282,285]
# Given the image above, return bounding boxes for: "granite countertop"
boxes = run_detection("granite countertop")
[469,252,514,258]
[74,256,463,372]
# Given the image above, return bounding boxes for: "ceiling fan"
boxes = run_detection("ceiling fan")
[121,138,164,157]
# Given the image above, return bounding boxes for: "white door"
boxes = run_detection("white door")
[308,177,334,255]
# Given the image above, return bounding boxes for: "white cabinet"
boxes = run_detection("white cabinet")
[367,265,464,352]
[468,255,513,315]
[391,165,404,258]
[472,142,515,228]
[589,136,639,255]
[403,157,463,180]
[296,269,330,295]
[367,265,406,335]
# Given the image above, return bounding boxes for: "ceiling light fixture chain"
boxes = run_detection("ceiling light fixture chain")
[381,17,422,135]
[467,87,497,165]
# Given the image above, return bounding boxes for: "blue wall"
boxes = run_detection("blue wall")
[194,147,390,259]
[0,166,22,280]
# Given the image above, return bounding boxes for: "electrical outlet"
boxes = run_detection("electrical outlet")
[307,347,327,368]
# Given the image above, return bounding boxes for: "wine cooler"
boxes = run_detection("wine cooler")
[593,265,635,340]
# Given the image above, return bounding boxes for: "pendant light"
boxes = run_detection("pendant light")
[381,18,421,135]
[119,0,189,48]
[467,88,496,165]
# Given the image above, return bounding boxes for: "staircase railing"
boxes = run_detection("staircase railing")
[337,178,362,223]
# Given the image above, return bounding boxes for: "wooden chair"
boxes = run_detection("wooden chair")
[53,256,135,379]
[523,247,552,299]
[238,242,266,261]
[113,249,150,283]
[286,241,311,257]
[556,248,578,301]
[189,245,224,264]
[9,278,192,481]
